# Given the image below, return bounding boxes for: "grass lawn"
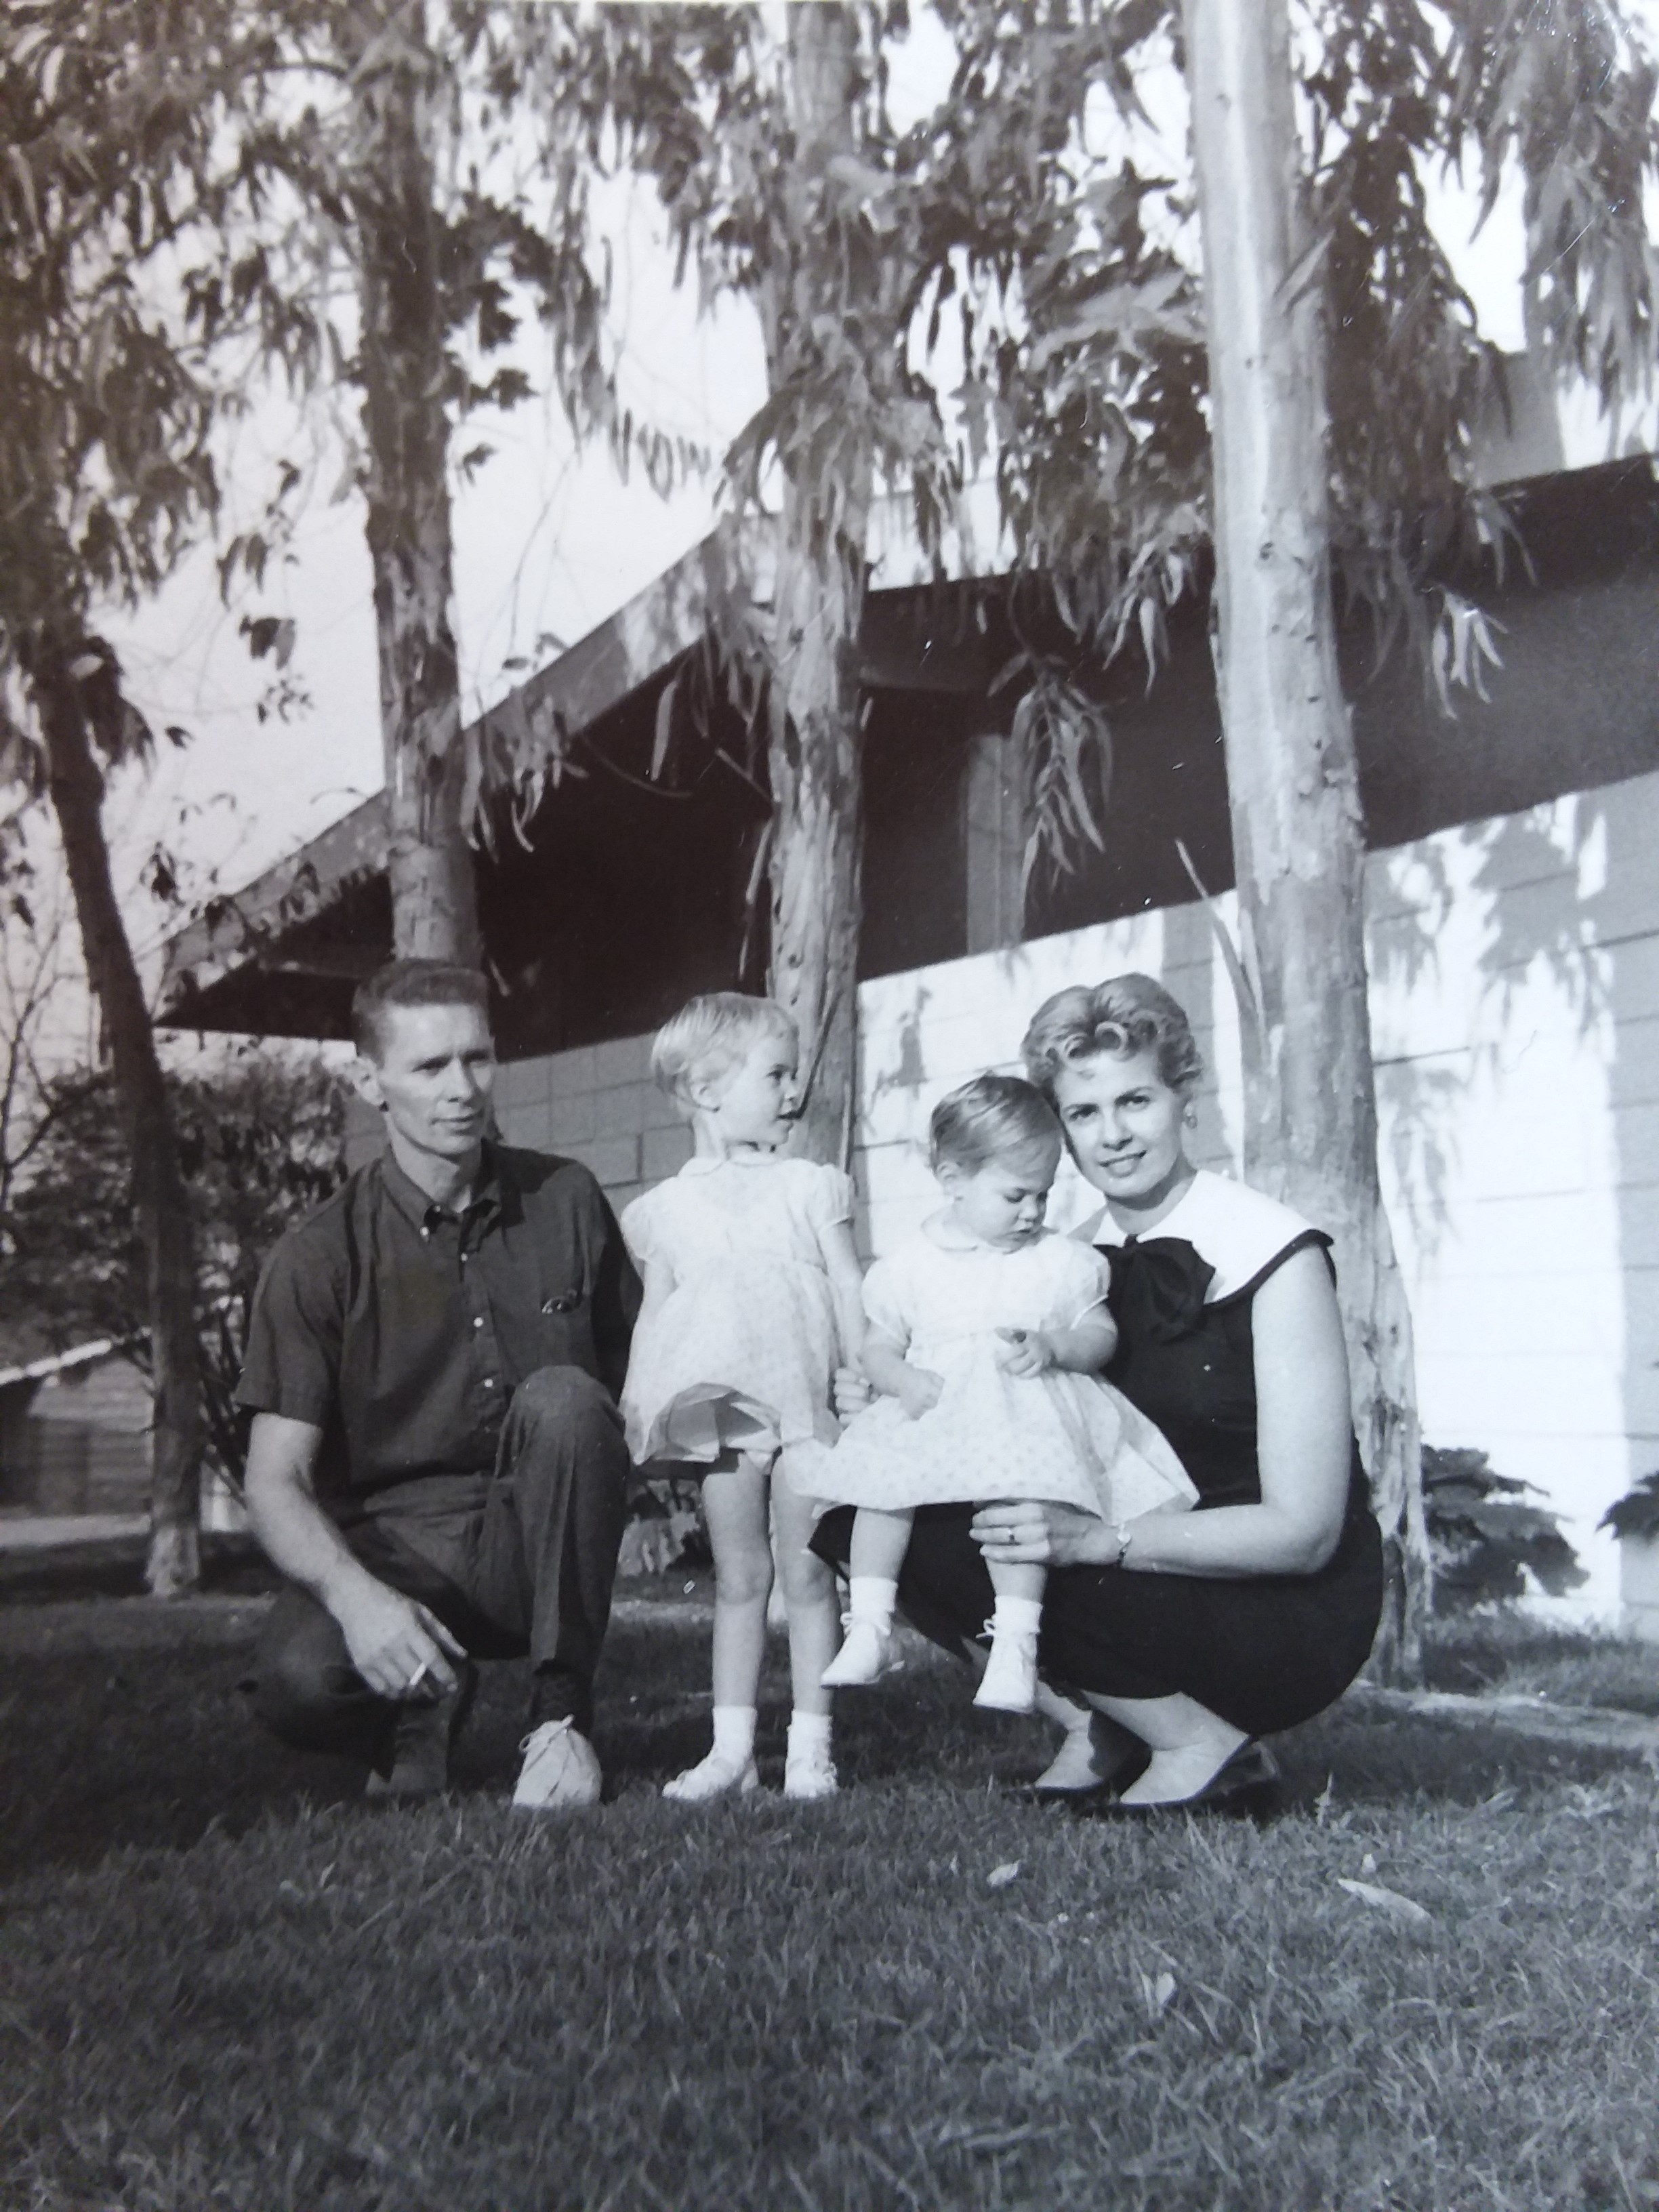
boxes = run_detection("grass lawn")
[1425,1611,1659,1717]
[3,1607,1659,2212]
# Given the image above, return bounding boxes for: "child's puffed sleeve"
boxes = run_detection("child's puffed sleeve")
[1052,1237,1114,1329]
[619,1190,657,1270]
[804,1162,856,1233]
[861,1252,909,1345]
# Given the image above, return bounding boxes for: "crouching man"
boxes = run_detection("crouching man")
[240,958,640,1810]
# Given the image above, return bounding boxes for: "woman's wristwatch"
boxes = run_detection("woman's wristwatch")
[1110,1520,1134,1568]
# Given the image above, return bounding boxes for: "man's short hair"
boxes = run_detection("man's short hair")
[351,959,491,1063]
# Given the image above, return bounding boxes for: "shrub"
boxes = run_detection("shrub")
[618,1473,708,1577]
[1599,1471,1659,1544]
[1422,1445,1586,1612]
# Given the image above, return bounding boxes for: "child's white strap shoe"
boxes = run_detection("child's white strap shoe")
[783,1748,839,1800]
[820,1616,895,1687]
[662,1750,760,1802]
[974,1625,1040,1714]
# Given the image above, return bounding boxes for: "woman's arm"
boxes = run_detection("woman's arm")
[972,1244,1353,1577]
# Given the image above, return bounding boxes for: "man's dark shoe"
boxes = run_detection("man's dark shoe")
[365,1661,476,1801]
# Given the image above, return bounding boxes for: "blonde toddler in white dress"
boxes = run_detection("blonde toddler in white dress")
[620,993,864,1802]
[799,1073,1195,1714]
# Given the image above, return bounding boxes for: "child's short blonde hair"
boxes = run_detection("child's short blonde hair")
[651,992,798,1111]
[928,1073,1062,1176]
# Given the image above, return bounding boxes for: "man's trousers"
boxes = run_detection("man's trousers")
[249,1366,631,1766]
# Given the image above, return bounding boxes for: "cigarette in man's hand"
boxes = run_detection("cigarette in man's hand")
[407,1662,430,1694]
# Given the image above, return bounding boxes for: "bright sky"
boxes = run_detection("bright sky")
[16,1,1659,1035]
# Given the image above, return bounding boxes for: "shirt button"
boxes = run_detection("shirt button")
[420,1227,430,1240]
[483,1377,495,1389]
[473,1317,484,1329]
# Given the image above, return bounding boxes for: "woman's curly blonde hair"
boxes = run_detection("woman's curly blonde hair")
[1020,974,1204,1103]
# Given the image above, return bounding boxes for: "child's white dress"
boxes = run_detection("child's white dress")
[796,1225,1196,1521]
[620,1154,852,1466]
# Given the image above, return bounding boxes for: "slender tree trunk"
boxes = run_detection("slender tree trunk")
[766,2,872,1167]
[347,1,480,964]
[1183,0,1430,1679]
[35,649,203,1597]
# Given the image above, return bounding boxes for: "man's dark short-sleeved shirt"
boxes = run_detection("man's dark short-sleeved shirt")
[237,1144,640,1512]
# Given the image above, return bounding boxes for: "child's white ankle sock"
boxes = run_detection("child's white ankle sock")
[847,1576,898,1629]
[990,1595,1044,1639]
[787,1709,832,1755]
[712,1704,758,1762]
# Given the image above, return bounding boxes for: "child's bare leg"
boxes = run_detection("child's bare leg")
[974,1513,1046,1715]
[985,1557,1046,1607]
[821,1505,909,1687]
[847,1505,913,1584]
[771,1463,843,1798]
[664,1453,770,1800]
[771,1467,839,1717]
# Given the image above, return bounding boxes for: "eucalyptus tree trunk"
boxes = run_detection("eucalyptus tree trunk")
[35,644,203,1597]
[346,1,480,964]
[1183,0,1429,1679]
[764,3,872,1168]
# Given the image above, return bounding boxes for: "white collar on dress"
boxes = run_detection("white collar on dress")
[1076,1169,1315,1302]
[678,1151,788,1177]
[920,1212,1054,1256]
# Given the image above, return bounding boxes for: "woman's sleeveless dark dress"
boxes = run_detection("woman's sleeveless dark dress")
[813,1176,1384,1735]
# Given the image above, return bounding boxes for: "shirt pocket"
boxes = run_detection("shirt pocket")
[535,1282,593,1372]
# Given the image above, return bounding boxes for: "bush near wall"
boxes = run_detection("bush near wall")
[1599,1471,1659,1544]
[617,1473,708,1578]
[1423,1446,1586,1612]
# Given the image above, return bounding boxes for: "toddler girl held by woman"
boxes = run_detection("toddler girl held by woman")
[620,994,865,1801]
[803,1074,1196,1715]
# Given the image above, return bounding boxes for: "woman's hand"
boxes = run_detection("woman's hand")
[994,1326,1054,1378]
[970,1500,1119,1569]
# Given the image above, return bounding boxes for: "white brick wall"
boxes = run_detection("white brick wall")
[489,1045,691,1214]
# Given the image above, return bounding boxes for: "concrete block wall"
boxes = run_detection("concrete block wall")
[489,1033,693,1212]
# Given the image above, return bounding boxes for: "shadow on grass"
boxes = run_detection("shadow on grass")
[0,1610,1635,1887]
[1425,1610,1659,1715]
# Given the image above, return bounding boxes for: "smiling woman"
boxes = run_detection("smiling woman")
[817,974,1385,1817]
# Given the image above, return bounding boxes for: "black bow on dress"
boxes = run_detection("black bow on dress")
[1101,1237,1216,1345]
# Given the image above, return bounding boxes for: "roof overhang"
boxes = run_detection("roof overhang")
[159,515,1002,1030]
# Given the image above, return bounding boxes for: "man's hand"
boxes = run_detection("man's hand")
[245,1413,468,1703]
[333,1574,468,1701]
[894,1365,945,1421]
[994,1327,1055,1379]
